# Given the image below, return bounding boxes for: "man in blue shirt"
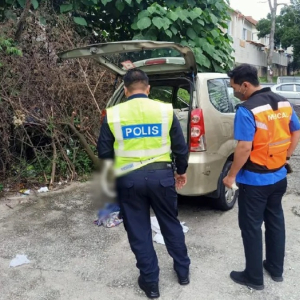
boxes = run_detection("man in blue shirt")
[223,64,300,290]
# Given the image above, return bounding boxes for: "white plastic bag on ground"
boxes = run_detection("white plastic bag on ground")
[9,254,31,267]
[181,222,189,233]
[38,187,49,193]
[151,216,189,245]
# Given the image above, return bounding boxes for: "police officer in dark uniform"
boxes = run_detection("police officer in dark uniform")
[97,69,190,299]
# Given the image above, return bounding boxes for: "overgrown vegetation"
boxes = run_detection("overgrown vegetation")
[0,13,115,188]
[0,0,233,189]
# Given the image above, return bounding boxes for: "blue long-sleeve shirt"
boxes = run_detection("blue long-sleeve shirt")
[97,94,188,174]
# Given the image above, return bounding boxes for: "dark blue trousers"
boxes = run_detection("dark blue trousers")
[116,168,190,283]
[238,178,287,285]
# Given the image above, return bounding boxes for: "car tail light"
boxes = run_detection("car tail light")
[100,109,107,125]
[190,108,206,152]
[145,59,167,66]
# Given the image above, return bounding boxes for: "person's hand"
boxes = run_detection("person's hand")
[285,162,293,174]
[175,173,187,190]
[223,175,236,189]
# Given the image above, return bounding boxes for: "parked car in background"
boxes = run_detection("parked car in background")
[260,83,275,88]
[277,76,300,84]
[271,83,300,106]
[59,41,239,211]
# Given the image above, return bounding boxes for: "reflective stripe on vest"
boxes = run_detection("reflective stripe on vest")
[245,100,292,171]
[114,155,170,176]
[251,101,291,115]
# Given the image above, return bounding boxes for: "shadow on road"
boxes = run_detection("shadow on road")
[178,195,216,212]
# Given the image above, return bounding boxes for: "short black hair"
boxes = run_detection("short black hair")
[123,69,149,91]
[227,64,260,86]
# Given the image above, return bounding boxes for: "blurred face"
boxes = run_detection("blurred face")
[230,79,248,101]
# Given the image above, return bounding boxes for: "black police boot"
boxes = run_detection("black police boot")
[138,276,160,299]
[177,274,190,285]
[173,266,190,285]
[230,271,264,290]
[263,260,284,282]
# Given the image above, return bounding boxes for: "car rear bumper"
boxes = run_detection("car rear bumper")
[177,152,227,197]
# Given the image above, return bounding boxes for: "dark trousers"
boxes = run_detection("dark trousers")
[116,168,190,283]
[238,178,287,284]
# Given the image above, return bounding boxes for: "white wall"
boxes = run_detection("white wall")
[229,11,288,69]
[232,37,288,67]
[286,47,293,55]
[272,52,289,66]
[233,37,266,66]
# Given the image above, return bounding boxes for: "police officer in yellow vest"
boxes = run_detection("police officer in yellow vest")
[223,64,300,290]
[97,69,190,299]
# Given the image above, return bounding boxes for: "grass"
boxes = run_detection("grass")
[260,73,300,84]
[259,76,278,83]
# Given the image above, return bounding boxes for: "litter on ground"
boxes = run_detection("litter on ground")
[151,216,189,245]
[9,254,31,268]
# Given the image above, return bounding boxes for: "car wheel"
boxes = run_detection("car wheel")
[213,160,238,211]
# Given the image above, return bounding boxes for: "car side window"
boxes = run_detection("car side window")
[208,79,234,113]
[115,85,190,107]
[175,88,189,110]
[224,79,241,110]
[149,86,173,103]
[149,86,189,109]
[280,84,294,92]
[296,84,300,92]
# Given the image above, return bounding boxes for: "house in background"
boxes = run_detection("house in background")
[227,9,291,77]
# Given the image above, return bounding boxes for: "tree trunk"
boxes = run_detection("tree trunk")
[15,0,32,41]
[267,0,277,83]
[63,122,101,170]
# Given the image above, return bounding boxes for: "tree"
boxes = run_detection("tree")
[1,0,234,72]
[256,14,282,48]
[128,1,234,72]
[279,1,300,72]
[256,0,300,75]
[266,0,288,82]
[0,0,234,182]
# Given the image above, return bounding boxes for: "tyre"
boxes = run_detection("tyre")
[212,160,238,211]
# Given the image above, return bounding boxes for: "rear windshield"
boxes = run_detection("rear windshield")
[101,48,184,71]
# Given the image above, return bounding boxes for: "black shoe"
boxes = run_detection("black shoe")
[177,275,190,285]
[138,276,160,299]
[173,266,190,285]
[263,260,284,282]
[230,271,264,290]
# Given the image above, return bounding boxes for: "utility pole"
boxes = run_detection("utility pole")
[267,0,287,82]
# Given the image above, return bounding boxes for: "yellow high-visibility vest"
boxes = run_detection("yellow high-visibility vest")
[107,97,173,176]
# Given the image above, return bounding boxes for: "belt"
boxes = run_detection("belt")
[139,162,173,170]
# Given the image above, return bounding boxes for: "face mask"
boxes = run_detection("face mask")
[234,85,246,100]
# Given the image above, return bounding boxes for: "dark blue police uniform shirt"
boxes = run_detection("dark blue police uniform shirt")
[234,101,300,186]
[97,93,188,175]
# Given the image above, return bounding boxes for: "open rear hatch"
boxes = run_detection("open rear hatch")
[58,40,197,77]
[58,41,199,147]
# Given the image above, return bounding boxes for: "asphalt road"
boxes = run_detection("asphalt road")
[0,147,300,300]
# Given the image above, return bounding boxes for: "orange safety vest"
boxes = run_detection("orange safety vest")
[240,89,292,173]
